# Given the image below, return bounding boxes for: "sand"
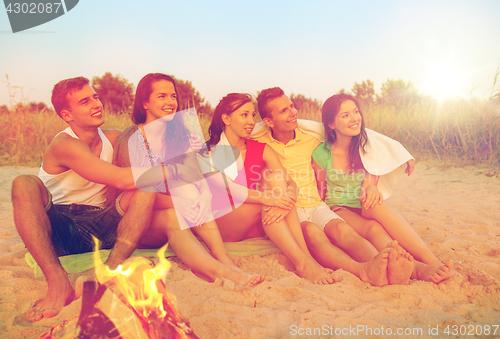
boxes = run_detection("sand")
[0,161,499,339]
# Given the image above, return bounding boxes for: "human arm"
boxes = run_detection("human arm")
[205,170,295,209]
[404,159,415,176]
[360,172,383,209]
[312,159,327,201]
[261,144,298,202]
[186,132,203,153]
[46,133,178,191]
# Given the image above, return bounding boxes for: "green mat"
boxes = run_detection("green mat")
[25,238,281,278]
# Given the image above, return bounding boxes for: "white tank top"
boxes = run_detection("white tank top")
[38,127,113,207]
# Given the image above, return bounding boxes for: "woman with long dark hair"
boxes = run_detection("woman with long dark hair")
[313,93,452,283]
[113,73,264,288]
[202,93,337,284]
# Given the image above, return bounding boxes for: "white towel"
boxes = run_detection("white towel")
[250,119,413,199]
[197,131,243,181]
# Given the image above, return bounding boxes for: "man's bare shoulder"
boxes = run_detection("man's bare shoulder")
[43,132,91,172]
[48,131,85,153]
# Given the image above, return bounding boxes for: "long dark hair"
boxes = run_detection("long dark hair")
[132,73,189,160]
[206,93,253,150]
[321,93,367,171]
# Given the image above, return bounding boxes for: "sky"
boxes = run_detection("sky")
[1,0,500,109]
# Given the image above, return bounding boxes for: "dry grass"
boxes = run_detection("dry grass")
[1,98,499,173]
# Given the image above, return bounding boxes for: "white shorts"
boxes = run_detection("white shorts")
[296,201,343,230]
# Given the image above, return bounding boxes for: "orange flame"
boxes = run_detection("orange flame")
[93,239,172,320]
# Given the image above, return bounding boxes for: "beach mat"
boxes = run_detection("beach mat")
[25,237,280,278]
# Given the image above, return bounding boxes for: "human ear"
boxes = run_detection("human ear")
[221,113,230,126]
[61,109,73,123]
[262,117,274,128]
[142,101,149,111]
[328,122,335,130]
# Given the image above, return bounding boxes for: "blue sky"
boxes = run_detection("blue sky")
[1,0,499,108]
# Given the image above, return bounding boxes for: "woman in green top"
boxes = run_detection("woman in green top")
[312,93,452,283]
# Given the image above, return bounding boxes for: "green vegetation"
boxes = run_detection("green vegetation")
[1,77,499,174]
[92,73,135,114]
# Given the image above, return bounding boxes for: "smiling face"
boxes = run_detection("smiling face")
[62,84,104,127]
[263,95,298,132]
[143,80,178,124]
[329,99,362,137]
[223,102,256,139]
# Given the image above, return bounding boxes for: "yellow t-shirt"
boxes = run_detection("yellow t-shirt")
[256,129,322,208]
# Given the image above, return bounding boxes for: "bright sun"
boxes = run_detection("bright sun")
[423,63,468,101]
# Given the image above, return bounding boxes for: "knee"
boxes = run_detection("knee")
[130,190,156,208]
[302,222,324,243]
[325,220,355,242]
[11,175,44,203]
[364,220,384,238]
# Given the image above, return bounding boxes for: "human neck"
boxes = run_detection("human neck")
[332,133,352,151]
[69,124,101,147]
[223,128,246,150]
[271,128,295,144]
[139,118,167,137]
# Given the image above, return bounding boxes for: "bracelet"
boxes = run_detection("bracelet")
[161,163,168,183]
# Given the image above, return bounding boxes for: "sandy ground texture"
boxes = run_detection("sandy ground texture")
[0,161,499,339]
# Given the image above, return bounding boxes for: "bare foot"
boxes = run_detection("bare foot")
[414,261,453,283]
[221,270,265,290]
[358,248,390,286]
[387,244,414,285]
[26,277,75,322]
[296,259,340,285]
[215,253,244,273]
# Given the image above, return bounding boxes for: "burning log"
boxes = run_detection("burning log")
[79,256,198,339]
[40,254,198,339]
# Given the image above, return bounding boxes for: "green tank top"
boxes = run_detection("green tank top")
[312,141,364,208]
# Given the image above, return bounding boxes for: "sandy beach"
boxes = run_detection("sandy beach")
[1,161,499,339]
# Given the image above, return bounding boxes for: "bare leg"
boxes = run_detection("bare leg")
[11,175,75,321]
[302,221,389,286]
[141,208,264,288]
[104,190,156,270]
[215,203,262,241]
[262,208,338,284]
[191,219,241,270]
[337,209,449,284]
[336,209,393,251]
[362,201,442,265]
[323,218,379,262]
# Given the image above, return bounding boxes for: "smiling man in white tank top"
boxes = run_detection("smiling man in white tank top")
[11,77,182,322]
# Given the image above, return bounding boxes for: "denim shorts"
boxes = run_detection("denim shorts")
[44,191,125,256]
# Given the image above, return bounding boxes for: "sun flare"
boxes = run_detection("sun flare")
[423,62,468,101]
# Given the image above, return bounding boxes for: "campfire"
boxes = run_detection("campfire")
[41,244,197,339]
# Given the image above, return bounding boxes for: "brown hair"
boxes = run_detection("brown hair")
[132,73,189,160]
[206,93,253,150]
[321,93,367,171]
[51,77,90,118]
[256,87,284,119]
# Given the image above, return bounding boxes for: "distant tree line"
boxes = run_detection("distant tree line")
[91,72,212,116]
[3,73,498,118]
